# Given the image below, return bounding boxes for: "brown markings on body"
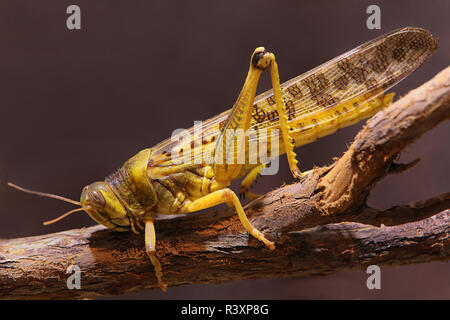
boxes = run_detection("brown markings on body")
[266,96,276,106]
[285,99,296,120]
[301,72,340,108]
[365,78,378,91]
[333,75,349,90]
[313,92,340,108]
[286,83,303,99]
[370,50,389,73]
[382,70,396,89]
[302,72,329,97]
[338,59,368,84]
[252,104,266,123]
[251,97,296,124]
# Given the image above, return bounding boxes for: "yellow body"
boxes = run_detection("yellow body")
[61,27,438,290]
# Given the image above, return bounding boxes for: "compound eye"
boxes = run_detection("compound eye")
[88,190,106,208]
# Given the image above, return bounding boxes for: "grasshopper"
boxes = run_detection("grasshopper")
[9,27,437,291]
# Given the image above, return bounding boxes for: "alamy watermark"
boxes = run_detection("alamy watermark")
[66,5,81,30]
[168,121,280,175]
[366,265,381,290]
[366,5,381,30]
[66,264,81,290]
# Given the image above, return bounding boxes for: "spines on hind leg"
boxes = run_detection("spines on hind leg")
[239,164,265,199]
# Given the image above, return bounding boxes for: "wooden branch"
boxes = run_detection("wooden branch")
[1,66,449,299]
[318,65,450,214]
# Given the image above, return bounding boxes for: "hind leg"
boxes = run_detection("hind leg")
[214,47,303,185]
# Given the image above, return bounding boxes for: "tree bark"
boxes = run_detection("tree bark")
[1,66,449,299]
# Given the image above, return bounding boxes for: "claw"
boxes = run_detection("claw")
[292,169,303,180]
[266,241,276,251]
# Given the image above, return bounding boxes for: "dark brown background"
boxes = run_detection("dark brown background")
[0,0,448,299]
